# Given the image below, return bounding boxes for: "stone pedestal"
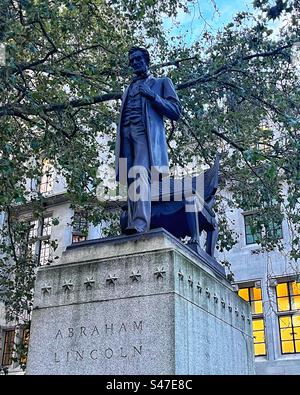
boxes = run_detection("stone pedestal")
[26,229,255,375]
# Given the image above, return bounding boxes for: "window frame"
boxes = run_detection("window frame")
[265,218,283,240]
[278,313,300,355]
[276,280,300,355]
[72,211,88,244]
[27,216,53,266]
[244,213,262,245]
[237,284,267,357]
[276,280,300,312]
[252,317,267,357]
[243,212,283,246]
[39,160,54,195]
[1,329,15,367]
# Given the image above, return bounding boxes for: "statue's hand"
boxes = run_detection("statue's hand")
[139,83,156,101]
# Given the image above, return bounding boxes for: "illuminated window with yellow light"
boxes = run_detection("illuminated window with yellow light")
[238,287,264,314]
[276,281,300,354]
[276,281,300,312]
[238,286,266,356]
[252,319,266,356]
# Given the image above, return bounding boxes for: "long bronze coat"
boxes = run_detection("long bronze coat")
[115,75,181,180]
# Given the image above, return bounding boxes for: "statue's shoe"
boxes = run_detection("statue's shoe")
[124,227,147,235]
[124,227,138,235]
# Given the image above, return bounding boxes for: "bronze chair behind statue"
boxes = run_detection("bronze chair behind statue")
[120,154,220,258]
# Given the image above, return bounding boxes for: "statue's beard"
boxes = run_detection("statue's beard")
[134,65,148,75]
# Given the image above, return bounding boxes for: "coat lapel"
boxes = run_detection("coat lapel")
[120,86,130,114]
[145,75,155,88]
[117,86,130,135]
[115,86,130,178]
[116,76,156,176]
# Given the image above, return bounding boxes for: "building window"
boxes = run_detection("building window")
[42,216,52,237]
[28,217,52,266]
[276,281,300,354]
[238,287,263,314]
[244,214,262,245]
[278,315,300,354]
[238,286,266,356]
[1,330,15,366]
[28,219,39,239]
[39,160,54,194]
[26,219,39,259]
[39,240,51,266]
[252,318,266,357]
[244,213,282,245]
[38,217,52,266]
[72,211,88,243]
[72,234,87,243]
[276,281,300,312]
[19,327,30,367]
[265,219,283,240]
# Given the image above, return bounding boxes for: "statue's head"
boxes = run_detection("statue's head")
[128,47,150,75]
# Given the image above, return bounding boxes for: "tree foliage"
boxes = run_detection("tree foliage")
[0,0,299,364]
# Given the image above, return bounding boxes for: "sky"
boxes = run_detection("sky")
[164,0,254,45]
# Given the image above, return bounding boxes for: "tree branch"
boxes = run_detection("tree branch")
[153,55,198,69]
[176,43,294,90]
[0,92,122,117]
[54,43,115,64]
[36,18,57,53]
[0,43,296,118]
[215,79,286,117]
